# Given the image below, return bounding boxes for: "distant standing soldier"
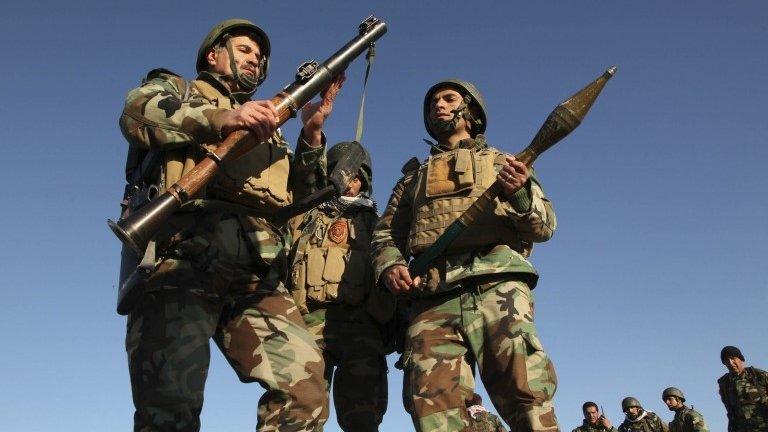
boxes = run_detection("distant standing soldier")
[119,18,344,431]
[371,79,559,432]
[717,345,768,431]
[466,393,508,432]
[286,141,395,431]
[661,387,708,432]
[618,397,668,432]
[573,401,616,432]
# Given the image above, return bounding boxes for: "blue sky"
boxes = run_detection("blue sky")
[0,1,766,431]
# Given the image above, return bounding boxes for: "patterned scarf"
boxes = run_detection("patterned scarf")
[467,404,489,420]
[318,193,377,214]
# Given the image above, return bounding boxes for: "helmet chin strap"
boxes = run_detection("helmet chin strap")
[223,37,259,96]
[429,95,473,136]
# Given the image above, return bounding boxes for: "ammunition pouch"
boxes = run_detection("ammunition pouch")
[294,246,369,306]
[408,148,528,256]
[425,148,475,197]
[289,210,396,320]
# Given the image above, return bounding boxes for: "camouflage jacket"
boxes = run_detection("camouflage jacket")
[718,366,768,431]
[467,410,507,432]
[119,69,325,207]
[370,136,556,295]
[618,411,668,432]
[668,406,708,432]
[572,419,618,432]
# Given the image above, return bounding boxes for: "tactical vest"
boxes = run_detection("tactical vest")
[159,78,291,210]
[407,147,529,256]
[290,209,376,313]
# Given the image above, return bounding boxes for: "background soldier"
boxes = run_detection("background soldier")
[286,141,395,431]
[119,18,344,431]
[718,345,768,431]
[466,393,508,432]
[371,79,559,432]
[618,397,668,432]
[661,387,708,432]
[573,401,616,432]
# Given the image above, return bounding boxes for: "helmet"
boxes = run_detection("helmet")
[327,141,373,194]
[662,387,685,402]
[621,397,642,412]
[423,79,488,140]
[196,18,271,91]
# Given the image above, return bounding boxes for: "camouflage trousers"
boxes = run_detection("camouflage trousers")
[126,213,328,432]
[302,304,389,432]
[401,277,559,432]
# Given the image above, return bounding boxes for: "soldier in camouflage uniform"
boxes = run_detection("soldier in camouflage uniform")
[286,141,395,431]
[119,18,345,431]
[661,387,708,432]
[466,393,508,432]
[618,397,668,432]
[572,401,616,432]
[717,345,768,431]
[370,80,560,432]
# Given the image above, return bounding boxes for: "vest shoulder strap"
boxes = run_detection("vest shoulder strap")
[191,79,232,109]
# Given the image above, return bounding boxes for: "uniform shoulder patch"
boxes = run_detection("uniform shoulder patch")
[401,156,421,175]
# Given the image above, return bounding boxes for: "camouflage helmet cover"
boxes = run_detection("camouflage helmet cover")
[662,387,686,402]
[621,397,642,412]
[196,18,271,85]
[423,79,488,140]
[327,141,373,193]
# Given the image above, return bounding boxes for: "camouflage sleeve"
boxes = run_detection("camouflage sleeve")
[718,376,735,425]
[120,71,230,151]
[500,172,557,243]
[759,368,768,403]
[492,414,507,431]
[370,173,416,283]
[657,416,669,432]
[289,130,327,201]
[687,411,709,432]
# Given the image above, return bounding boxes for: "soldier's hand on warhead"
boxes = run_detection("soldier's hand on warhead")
[384,264,419,294]
[498,155,530,197]
[220,100,279,142]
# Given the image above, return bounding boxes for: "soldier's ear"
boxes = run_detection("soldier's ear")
[205,48,218,68]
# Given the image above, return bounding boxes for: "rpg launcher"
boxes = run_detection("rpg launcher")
[108,16,388,257]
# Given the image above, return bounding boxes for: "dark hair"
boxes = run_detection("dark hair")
[582,401,598,413]
[466,393,483,407]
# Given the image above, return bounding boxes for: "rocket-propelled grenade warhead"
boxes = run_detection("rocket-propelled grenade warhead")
[515,66,617,166]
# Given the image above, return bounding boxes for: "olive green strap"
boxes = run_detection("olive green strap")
[354,44,375,143]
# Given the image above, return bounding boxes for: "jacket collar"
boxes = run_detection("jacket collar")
[430,134,488,155]
[196,71,251,105]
